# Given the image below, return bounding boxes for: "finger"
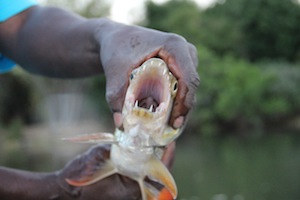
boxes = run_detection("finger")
[161,142,176,169]
[113,112,123,128]
[105,68,129,113]
[188,43,199,69]
[101,35,134,113]
[80,174,141,200]
[157,41,200,127]
[57,145,111,197]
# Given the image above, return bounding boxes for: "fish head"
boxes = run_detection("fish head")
[122,58,181,146]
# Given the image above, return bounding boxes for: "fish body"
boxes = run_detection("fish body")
[64,58,181,200]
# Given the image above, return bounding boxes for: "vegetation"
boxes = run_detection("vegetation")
[1,1,300,199]
[145,0,300,135]
[0,73,34,125]
[1,0,300,134]
[146,0,300,62]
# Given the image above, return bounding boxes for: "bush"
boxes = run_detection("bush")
[189,47,300,135]
[0,72,34,126]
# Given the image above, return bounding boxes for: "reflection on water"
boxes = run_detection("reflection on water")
[174,133,300,200]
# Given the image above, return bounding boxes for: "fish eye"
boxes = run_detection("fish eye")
[130,69,139,81]
[130,73,134,80]
[173,82,178,91]
[171,81,178,96]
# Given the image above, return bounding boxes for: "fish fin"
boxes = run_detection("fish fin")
[143,181,158,200]
[137,179,148,200]
[159,127,181,146]
[62,132,116,144]
[66,160,117,187]
[142,181,173,200]
[158,187,174,200]
[146,156,177,199]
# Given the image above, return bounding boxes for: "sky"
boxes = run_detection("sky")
[38,0,216,24]
[110,0,216,24]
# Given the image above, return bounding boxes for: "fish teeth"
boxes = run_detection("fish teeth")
[135,100,139,108]
[163,68,167,75]
[142,64,147,71]
[149,105,154,112]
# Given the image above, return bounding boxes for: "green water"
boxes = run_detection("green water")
[1,127,300,200]
[173,134,300,200]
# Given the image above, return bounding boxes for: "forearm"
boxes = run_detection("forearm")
[0,6,116,78]
[0,167,71,200]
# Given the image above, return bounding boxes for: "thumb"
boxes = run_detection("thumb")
[103,58,133,128]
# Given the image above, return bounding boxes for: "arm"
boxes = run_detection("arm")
[0,167,67,200]
[0,6,103,78]
[0,5,199,127]
[0,146,141,200]
[0,5,198,197]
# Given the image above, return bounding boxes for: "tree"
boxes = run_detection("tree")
[200,0,300,61]
[145,0,300,62]
[44,0,110,18]
[240,0,300,61]
[145,0,202,45]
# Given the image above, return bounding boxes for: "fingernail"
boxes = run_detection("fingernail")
[113,112,123,128]
[173,116,184,129]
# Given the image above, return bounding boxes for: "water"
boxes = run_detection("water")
[173,134,300,200]
[1,121,300,200]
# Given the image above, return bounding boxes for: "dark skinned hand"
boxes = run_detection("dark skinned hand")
[97,20,200,129]
[56,21,198,200]
[57,144,175,200]
[0,6,198,199]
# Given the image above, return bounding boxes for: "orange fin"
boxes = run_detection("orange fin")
[143,181,159,200]
[62,132,116,144]
[158,188,173,200]
[146,156,177,199]
[66,160,117,187]
[142,181,174,200]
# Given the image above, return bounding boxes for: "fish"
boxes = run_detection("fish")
[63,58,182,200]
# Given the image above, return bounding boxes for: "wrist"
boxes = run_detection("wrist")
[56,170,82,199]
[0,167,72,200]
[93,18,125,46]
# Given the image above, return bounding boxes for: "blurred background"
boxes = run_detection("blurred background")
[1,0,300,199]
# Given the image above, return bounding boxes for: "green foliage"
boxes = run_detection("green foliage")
[241,0,300,61]
[145,0,201,44]
[201,0,300,61]
[44,0,110,18]
[145,0,300,134]
[190,46,300,135]
[198,0,245,57]
[0,73,34,126]
[191,47,271,134]
[261,62,300,117]
[146,0,300,62]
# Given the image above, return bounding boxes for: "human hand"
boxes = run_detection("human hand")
[57,144,175,200]
[97,19,200,129]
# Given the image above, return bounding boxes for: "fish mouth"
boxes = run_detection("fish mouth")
[122,58,180,146]
[125,59,173,119]
[134,75,163,112]
[131,72,169,118]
